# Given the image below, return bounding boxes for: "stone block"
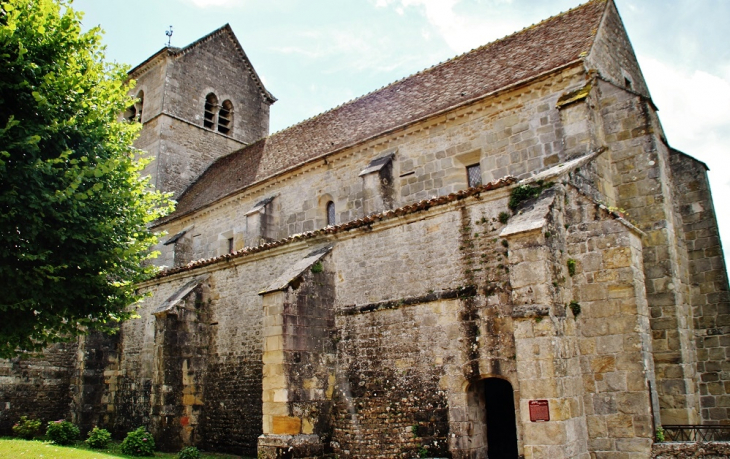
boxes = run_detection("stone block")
[272,416,301,435]
[523,420,567,445]
[605,413,633,437]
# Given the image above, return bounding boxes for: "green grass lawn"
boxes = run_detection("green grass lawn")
[0,438,249,459]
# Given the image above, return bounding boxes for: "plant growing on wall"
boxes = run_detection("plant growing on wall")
[655,426,665,442]
[567,259,577,277]
[0,0,174,357]
[508,180,552,211]
[569,300,581,318]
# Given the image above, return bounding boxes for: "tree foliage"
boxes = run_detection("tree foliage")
[0,0,173,357]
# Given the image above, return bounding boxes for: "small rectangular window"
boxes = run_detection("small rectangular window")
[227,237,234,254]
[467,163,482,188]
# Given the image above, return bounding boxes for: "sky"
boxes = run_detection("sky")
[72,0,730,263]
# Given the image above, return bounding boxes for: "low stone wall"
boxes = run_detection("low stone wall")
[0,342,77,435]
[652,442,730,458]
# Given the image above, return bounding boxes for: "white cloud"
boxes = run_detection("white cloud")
[640,54,730,257]
[186,0,242,8]
[374,0,530,53]
[640,56,730,158]
[270,28,428,75]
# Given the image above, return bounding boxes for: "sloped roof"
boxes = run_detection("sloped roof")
[129,24,275,103]
[161,0,608,224]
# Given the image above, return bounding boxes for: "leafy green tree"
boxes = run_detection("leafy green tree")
[0,0,173,357]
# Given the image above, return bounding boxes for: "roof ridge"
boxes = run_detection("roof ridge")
[170,23,230,56]
[129,24,276,103]
[267,0,606,137]
[170,24,276,103]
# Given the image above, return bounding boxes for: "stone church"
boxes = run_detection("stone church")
[1,0,728,457]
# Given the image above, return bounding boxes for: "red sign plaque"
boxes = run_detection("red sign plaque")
[529,399,550,422]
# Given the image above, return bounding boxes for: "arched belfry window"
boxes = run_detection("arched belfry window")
[124,105,136,122]
[135,91,144,123]
[124,91,144,123]
[204,93,218,129]
[326,201,336,226]
[218,100,233,135]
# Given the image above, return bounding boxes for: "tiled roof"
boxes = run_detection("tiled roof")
[153,176,518,279]
[162,0,607,223]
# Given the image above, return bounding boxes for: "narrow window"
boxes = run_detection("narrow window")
[136,90,144,123]
[204,93,218,129]
[227,237,234,254]
[624,77,633,89]
[218,100,233,135]
[467,163,482,188]
[326,201,336,226]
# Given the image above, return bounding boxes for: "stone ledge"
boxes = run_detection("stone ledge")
[338,286,477,316]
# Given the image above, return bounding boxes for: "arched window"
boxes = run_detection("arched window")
[123,91,144,123]
[124,105,136,122]
[204,93,218,129]
[135,90,144,123]
[326,201,336,226]
[218,100,233,135]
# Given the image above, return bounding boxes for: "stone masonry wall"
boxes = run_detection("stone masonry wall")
[110,247,315,455]
[70,331,120,435]
[37,176,660,458]
[329,192,515,458]
[0,342,77,435]
[130,58,166,189]
[669,151,730,424]
[563,186,656,457]
[157,116,245,198]
[505,188,589,459]
[154,66,589,267]
[595,77,700,424]
[163,31,270,145]
[585,0,651,98]
[258,255,338,458]
[129,31,267,197]
[652,441,730,458]
[130,57,168,125]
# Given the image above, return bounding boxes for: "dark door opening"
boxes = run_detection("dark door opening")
[472,378,518,459]
[483,378,518,458]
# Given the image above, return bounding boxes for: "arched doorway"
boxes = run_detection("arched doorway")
[468,378,519,458]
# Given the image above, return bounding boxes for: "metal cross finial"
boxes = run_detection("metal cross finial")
[165,26,173,47]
